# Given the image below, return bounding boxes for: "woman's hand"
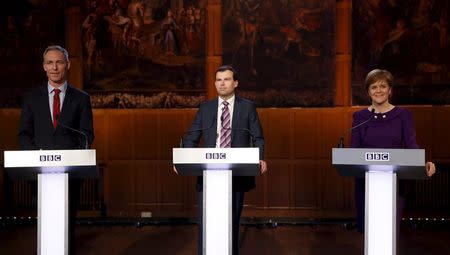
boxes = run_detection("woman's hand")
[425,162,436,177]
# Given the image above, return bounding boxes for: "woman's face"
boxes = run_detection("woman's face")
[368,80,391,105]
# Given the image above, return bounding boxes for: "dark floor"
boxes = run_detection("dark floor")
[0,223,449,255]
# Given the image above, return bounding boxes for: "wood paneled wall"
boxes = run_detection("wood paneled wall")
[1,106,449,217]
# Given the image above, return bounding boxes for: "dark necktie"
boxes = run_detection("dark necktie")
[53,88,61,129]
[220,101,231,148]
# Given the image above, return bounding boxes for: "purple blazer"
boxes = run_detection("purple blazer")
[350,107,419,149]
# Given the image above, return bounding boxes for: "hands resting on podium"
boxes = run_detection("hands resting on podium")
[173,160,268,175]
[426,162,436,177]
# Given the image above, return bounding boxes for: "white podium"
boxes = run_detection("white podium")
[4,149,97,255]
[173,148,260,255]
[332,148,427,255]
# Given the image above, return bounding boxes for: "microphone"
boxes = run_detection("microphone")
[220,115,255,147]
[56,115,89,149]
[180,116,217,148]
[337,108,375,148]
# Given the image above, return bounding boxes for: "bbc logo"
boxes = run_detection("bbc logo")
[39,155,62,162]
[365,152,390,161]
[205,153,226,160]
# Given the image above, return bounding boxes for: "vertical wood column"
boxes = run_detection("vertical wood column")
[65,4,83,89]
[335,0,352,106]
[205,0,222,100]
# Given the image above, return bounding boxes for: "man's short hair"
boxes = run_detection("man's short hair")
[43,45,69,62]
[216,65,238,81]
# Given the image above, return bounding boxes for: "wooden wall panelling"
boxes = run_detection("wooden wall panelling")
[134,110,159,160]
[292,160,320,209]
[318,108,347,159]
[2,106,450,217]
[342,107,361,149]
[265,161,291,208]
[317,109,353,210]
[293,109,319,159]
[155,160,187,216]
[107,110,135,160]
[245,171,267,209]
[104,161,136,217]
[182,110,201,213]
[262,109,291,159]
[244,109,270,209]
[319,159,352,210]
[157,110,189,160]
[134,160,159,213]
[92,110,106,162]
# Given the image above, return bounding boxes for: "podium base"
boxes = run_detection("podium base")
[203,170,232,255]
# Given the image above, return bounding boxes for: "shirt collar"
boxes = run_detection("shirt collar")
[48,82,68,94]
[218,94,235,106]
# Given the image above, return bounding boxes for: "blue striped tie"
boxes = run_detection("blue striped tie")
[220,101,231,148]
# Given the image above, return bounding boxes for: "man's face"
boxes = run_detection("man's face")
[215,70,238,100]
[43,50,70,87]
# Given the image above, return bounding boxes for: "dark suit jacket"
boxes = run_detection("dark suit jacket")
[18,83,94,150]
[183,96,264,192]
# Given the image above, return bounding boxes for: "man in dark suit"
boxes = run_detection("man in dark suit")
[177,65,267,255]
[18,45,94,254]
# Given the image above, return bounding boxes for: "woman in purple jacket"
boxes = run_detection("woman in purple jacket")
[350,69,436,233]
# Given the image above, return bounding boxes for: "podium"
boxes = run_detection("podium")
[332,148,427,255]
[3,149,97,255]
[173,148,260,255]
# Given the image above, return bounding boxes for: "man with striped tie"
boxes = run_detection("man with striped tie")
[181,65,267,255]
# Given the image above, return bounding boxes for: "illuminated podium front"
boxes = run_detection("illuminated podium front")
[332,148,427,255]
[173,148,260,255]
[4,149,97,255]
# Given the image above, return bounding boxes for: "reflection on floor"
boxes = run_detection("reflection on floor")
[1,223,449,255]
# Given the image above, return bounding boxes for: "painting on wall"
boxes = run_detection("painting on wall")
[222,0,335,107]
[82,0,207,108]
[0,0,65,107]
[353,0,450,105]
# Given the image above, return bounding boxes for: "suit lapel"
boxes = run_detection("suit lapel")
[231,96,241,142]
[39,85,54,131]
[59,85,73,125]
[210,98,219,146]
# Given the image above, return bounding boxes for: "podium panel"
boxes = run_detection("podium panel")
[173,147,260,176]
[4,149,98,179]
[173,147,259,255]
[4,149,97,255]
[332,148,427,179]
[332,148,426,255]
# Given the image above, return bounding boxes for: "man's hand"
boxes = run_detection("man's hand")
[425,162,436,177]
[260,160,267,174]
[173,165,179,175]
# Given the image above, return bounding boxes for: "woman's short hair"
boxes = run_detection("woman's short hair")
[364,69,394,91]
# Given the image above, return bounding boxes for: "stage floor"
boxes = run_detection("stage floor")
[1,223,449,254]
